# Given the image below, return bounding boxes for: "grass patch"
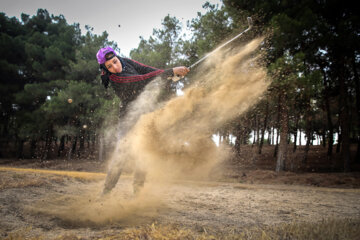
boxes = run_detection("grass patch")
[0,167,105,181]
[0,171,65,190]
[84,218,360,240]
[1,227,43,240]
[0,167,106,190]
[231,218,360,240]
[3,218,360,240]
[101,218,360,240]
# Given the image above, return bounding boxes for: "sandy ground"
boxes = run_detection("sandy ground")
[0,167,360,239]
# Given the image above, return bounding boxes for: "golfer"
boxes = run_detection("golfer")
[96,46,189,194]
[97,46,189,107]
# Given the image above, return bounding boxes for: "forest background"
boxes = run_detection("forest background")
[0,0,359,173]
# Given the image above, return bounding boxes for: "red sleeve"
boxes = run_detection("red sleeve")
[126,58,158,74]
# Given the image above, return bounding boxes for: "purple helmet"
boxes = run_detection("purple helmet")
[96,46,116,64]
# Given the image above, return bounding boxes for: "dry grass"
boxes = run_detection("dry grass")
[0,167,105,180]
[0,167,105,190]
[0,171,64,190]
[1,167,359,240]
[102,219,360,240]
[1,227,43,240]
[4,219,359,240]
[229,218,360,240]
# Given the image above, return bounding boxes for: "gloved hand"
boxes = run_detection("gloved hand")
[172,66,190,82]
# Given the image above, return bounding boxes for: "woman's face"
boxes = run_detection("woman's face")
[105,56,122,73]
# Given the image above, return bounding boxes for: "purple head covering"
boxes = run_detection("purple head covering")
[96,46,116,64]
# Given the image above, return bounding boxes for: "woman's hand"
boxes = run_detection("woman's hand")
[173,66,190,77]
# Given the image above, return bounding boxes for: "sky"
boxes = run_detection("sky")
[1,0,222,56]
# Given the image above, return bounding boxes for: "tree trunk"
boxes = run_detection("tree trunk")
[256,117,260,146]
[42,127,53,160]
[267,127,272,145]
[287,132,291,144]
[336,127,342,153]
[58,135,65,157]
[54,137,58,148]
[79,130,85,151]
[276,92,288,172]
[234,136,241,156]
[302,116,312,165]
[243,128,250,144]
[293,132,297,152]
[67,138,72,161]
[68,136,77,160]
[259,101,269,154]
[17,139,25,159]
[30,139,37,159]
[274,95,281,158]
[251,115,257,147]
[352,55,360,162]
[339,66,351,171]
[293,115,299,152]
[0,117,9,157]
[67,136,77,161]
[78,130,85,158]
[323,70,334,157]
[72,136,77,153]
[234,124,241,156]
[98,136,105,162]
[225,134,230,145]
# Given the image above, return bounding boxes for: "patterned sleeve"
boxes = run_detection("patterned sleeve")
[127,59,157,74]
[127,58,174,79]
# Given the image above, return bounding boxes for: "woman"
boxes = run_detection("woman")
[97,46,189,109]
[96,46,190,195]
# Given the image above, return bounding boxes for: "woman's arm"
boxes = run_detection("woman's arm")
[127,58,189,80]
[126,58,158,74]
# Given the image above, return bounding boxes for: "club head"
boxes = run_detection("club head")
[170,75,184,82]
[247,17,253,28]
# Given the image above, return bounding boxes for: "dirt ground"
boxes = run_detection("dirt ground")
[0,161,360,239]
[1,144,360,239]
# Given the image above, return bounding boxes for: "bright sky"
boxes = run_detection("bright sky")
[1,0,222,57]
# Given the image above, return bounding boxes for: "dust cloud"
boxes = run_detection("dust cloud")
[126,37,269,182]
[30,185,165,227]
[33,37,270,226]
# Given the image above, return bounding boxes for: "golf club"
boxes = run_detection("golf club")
[172,17,253,81]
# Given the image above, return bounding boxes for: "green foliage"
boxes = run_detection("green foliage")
[221,0,360,170]
[1,0,359,164]
[41,80,119,137]
[186,3,234,61]
[0,9,121,158]
[130,15,184,68]
[65,32,110,83]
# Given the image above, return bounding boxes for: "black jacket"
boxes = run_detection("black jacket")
[104,57,174,107]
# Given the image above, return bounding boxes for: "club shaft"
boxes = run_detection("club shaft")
[189,17,253,69]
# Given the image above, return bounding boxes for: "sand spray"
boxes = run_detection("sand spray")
[124,37,269,182]
[34,37,270,225]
